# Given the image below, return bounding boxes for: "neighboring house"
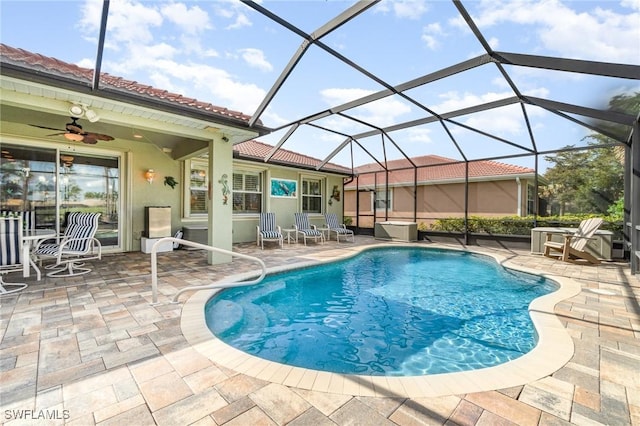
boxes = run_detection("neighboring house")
[344,155,543,228]
[0,44,350,256]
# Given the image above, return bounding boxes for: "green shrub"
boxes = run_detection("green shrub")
[428,215,623,238]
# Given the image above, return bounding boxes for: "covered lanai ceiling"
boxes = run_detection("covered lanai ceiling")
[0,0,638,171]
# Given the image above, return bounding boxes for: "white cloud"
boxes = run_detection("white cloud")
[465,0,640,63]
[406,127,433,143]
[620,0,640,11]
[320,88,412,129]
[421,23,444,50]
[81,0,163,49]
[151,61,266,114]
[213,0,252,30]
[76,0,263,116]
[391,0,430,20]
[239,48,272,72]
[227,13,252,30]
[433,91,535,136]
[160,3,211,35]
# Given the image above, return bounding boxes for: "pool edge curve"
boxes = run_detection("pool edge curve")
[180,243,581,398]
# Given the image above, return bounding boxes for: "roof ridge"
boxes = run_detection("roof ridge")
[473,158,534,173]
[234,140,351,174]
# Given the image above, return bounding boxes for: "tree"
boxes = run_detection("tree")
[541,92,637,216]
[543,144,623,215]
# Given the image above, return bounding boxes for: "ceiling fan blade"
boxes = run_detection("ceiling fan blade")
[89,133,115,141]
[82,135,98,144]
[30,124,65,132]
[30,119,113,143]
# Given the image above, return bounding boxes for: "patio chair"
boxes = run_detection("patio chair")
[256,212,283,249]
[294,213,324,245]
[543,217,604,264]
[33,212,102,277]
[324,213,354,242]
[1,210,36,230]
[0,217,28,295]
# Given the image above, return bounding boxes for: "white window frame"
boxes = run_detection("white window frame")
[183,159,209,218]
[527,183,536,216]
[373,189,393,211]
[301,175,324,214]
[232,169,263,215]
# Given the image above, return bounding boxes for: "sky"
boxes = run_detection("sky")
[1,0,639,171]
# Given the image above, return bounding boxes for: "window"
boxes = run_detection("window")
[0,144,122,248]
[527,184,536,215]
[189,163,208,216]
[233,171,262,214]
[302,178,323,213]
[374,190,392,211]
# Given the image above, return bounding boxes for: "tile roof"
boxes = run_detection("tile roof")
[347,155,535,187]
[0,44,348,175]
[0,44,257,124]
[234,140,352,175]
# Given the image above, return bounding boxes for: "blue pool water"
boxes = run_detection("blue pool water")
[205,247,557,376]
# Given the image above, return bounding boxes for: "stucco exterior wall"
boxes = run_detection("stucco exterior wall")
[130,141,182,251]
[345,179,524,228]
[0,133,348,252]
[230,167,346,244]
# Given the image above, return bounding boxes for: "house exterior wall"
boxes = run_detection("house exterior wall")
[0,134,347,252]
[0,74,348,255]
[345,179,524,228]
[130,140,183,250]
[230,164,346,243]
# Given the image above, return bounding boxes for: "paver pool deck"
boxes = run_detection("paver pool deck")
[1,237,638,425]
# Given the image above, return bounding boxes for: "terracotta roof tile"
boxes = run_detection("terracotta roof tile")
[0,44,257,124]
[234,140,351,174]
[347,155,535,187]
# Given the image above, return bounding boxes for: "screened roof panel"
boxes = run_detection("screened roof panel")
[401,63,518,116]
[502,65,640,111]
[469,1,640,65]
[1,0,638,171]
[257,43,394,129]
[383,124,467,163]
[315,1,484,86]
[337,94,423,130]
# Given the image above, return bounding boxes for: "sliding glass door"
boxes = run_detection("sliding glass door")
[0,143,122,249]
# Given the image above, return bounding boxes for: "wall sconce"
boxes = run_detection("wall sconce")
[60,155,74,167]
[144,169,156,184]
[221,135,229,143]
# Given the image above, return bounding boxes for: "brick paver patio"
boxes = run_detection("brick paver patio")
[0,237,638,425]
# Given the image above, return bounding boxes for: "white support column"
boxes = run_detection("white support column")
[207,138,233,265]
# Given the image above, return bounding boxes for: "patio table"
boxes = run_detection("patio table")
[22,229,56,279]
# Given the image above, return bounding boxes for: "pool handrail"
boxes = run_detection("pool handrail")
[149,237,267,305]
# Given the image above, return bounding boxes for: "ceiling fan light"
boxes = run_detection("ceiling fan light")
[69,104,84,117]
[64,133,84,142]
[85,109,100,122]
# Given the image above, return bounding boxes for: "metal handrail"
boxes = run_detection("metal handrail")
[149,237,267,305]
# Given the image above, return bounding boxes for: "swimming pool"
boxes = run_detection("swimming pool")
[205,246,558,376]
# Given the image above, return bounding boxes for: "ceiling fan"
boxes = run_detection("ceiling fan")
[29,117,114,144]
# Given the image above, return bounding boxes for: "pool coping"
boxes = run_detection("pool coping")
[180,243,581,397]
